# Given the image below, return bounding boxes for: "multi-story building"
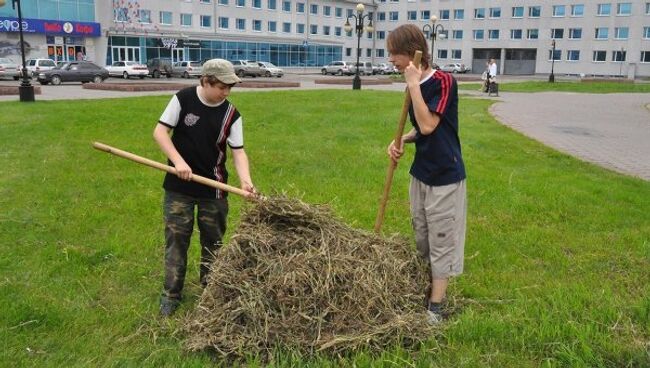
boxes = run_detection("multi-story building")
[1,0,649,78]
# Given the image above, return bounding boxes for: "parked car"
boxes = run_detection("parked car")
[146,57,173,78]
[321,61,354,76]
[441,63,469,73]
[257,61,283,77]
[376,63,396,75]
[231,60,264,77]
[36,61,108,85]
[0,57,20,80]
[105,61,149,79]
[171,61,203,78]
[25,58,57,77]
[351,61,374,76]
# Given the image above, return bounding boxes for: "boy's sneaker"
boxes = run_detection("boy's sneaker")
[160,297,180,317]
[427,302,444,325]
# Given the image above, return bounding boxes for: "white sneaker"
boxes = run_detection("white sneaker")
[427,310,443,325]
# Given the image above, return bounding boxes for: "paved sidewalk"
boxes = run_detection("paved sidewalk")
[488,91,650,181]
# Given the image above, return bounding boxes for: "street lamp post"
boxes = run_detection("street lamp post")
[549,39,556,83]
[0,0,35,101]
[344,3,373,90]
[421,15,446,65]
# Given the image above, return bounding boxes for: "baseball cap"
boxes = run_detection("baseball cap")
[202,58,241,84]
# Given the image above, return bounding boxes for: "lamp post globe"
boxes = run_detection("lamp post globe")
[422,16,445,67]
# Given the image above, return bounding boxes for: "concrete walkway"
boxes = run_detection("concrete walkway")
[1,74,648,181]
[486,91,650,181]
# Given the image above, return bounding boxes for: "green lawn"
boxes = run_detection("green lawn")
[458,80,650,93]
[1,90,648,367]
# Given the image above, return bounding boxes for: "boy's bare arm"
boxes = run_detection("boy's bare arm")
[153,123,192,180]
[231,148,255,194]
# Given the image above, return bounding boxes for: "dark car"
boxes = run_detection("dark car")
[147,57,173,78]
[37,61,108,85]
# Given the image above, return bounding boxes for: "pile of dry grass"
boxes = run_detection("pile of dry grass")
[184,195,434,359]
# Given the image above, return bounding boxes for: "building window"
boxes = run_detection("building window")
[236,18,245,30]
[334,7,343,17]
[549,49,562,61]
[473,29,484,40]
[366,49,372,57]
[474,8,486,19]
[615,27,629,39]
[511,29,522,39]
[529,6,541,17]
[323,25,330,35]
[218,0,228,5]
[324,5,331,16]
[345,48,352,57]
[282,0,290,12]
[252,0,261,8]
[282,22,291,33]
[597,4,611,16]
[139,10,151,24]
[268,0,276,10]
[236,0,245,6]
[252,19,261,31]
[454,9,464,20]
[296,23,305,34]
[389,11,399,21]
[593,50,607,61]
[612,49,626,62]
[200,0,211,3]
[451,49,462,59]
[440,9,450,20]
[296,2,305,13]
[268,21,277,32]
[180,13,192,26]
[617,2,632,15]
[377,12,386,21]
[571,4,584,16]
[310,4,318,15]
[420,11,430,20]
[595,27,609,39]
[347,9,353,17]
[200,15,211,28]
[335,26,341,36]
[488,29,499,40]
[553,5,565,17]
[567,50,580,61]
[407,11,417,21]
[489,7,501,18]
[376,49,385,57]
[114,7,128,22]
[438,49,448,59]
[512,6,524,18]
[310,24,317,35]
[647,3,650,14]
[551,29,564,39]
[527,29,539,39]
[159,11,172,25]
[641,51,650,62]
[644,27,650,39]
[377,30,386,39]
[569,28,583,39]
[219,17,229,29]
[452,30,463,39]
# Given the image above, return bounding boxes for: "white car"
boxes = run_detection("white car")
[441,63,470,74]
[257,61,283,77]
[0,57,20,80]
[24,58,57,77]
[106,61,149,79]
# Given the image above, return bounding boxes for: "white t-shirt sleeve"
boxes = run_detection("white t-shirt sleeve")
[158,95,181,127]
[227,116,244,148]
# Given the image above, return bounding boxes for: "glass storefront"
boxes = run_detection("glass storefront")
[107,36,342,67]
[46,35,87,62]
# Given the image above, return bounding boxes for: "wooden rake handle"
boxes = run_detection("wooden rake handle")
[374,50,423,233]
[92,142,251,198]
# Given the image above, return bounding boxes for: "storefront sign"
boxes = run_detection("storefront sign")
[0,17,101,37]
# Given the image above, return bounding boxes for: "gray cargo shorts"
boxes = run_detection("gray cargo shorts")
[409,177,467,279]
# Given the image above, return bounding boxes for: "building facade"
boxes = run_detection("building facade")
[1,0,649,78]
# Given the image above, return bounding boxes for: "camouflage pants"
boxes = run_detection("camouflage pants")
[162,190,228,300]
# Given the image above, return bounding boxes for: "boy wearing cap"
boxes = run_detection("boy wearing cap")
[153,58,256,316]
